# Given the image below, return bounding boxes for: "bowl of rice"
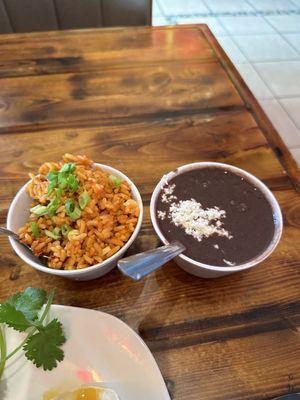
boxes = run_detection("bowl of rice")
[7,154,143,281]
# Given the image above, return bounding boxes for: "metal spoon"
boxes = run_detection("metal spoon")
[0,226,49,265]
[118,241,185,281]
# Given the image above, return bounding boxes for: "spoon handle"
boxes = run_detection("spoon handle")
[0,226,20,241]
[118,241,185,281]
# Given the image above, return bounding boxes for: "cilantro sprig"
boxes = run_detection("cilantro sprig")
[0,288,66,379]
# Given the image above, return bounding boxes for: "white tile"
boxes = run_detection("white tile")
[236,63,273,100]
[260,99,300,147]
[203,0,254,13]
[284,34,300,53]
[218,16,276,35]
[248,0,299,12]
[152,15,170,26]
[266,15,300,34]
[255,61,300,97]
[290,147,300,167]
[175,16,227,35]
[233,34,299,62]
[158,0,209,16]
[280,98,300,129]
[152,0,163,17]
[217,36,247,63]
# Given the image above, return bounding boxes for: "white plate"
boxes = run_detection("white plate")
[1,305,170,400]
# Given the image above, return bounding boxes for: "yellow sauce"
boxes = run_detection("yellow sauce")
[43,387,103,400]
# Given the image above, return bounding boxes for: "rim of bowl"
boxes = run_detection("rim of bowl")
[150,162,283,272]
[7,163,143,276]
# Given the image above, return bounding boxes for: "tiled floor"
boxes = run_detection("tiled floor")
[152,0,300,167]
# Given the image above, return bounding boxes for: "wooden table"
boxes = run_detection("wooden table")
[0,25,299,399]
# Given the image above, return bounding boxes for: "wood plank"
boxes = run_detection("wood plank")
[0,61,243,132]
[0,26,215,78]
[0,110,287,192]
[155,331,300,399]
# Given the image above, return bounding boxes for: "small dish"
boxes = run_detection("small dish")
[150,162,283,278]
[2,305,170,400]
[7,163,143,281]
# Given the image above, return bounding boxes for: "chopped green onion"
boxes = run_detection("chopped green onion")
[59,163,76,174]
[109,174,122,188]
[61,224,72,236]
[45,227,61,240]
[57,173,68,190]
[30,222,40,238]
[47,164,78,195]
[47,207,56,218]
[46,170,59,195]
[30,205,48,216]
[47,188,62,217]
[66,174,79,192]
[47,180,57,195]
[67,229,79,240]
[69,207,81,220]
[47,170,59,181]
[79,191,90,210]
[65,199,74,214]
[65,199,81,220]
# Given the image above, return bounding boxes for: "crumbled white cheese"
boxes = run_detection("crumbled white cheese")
[223,259,235,266]
[169,199,232,242]
[214,244,219,249]
[158,183,233,243]
[161,184,177,203]
[161,193,168,203]
[157,210,166,220]
[164,184,175,195]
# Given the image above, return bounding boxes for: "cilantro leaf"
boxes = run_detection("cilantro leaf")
[0,303,31,332]
[23,319,66,371]
[0,288,46,331]
[6,288,46,322]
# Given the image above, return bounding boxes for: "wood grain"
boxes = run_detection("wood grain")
[0,61,243,132]
[0,27,214,78]
[0,25,299,399]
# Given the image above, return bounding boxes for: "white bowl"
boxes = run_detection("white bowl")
[150,162,283,278]
[7,163,143,281]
